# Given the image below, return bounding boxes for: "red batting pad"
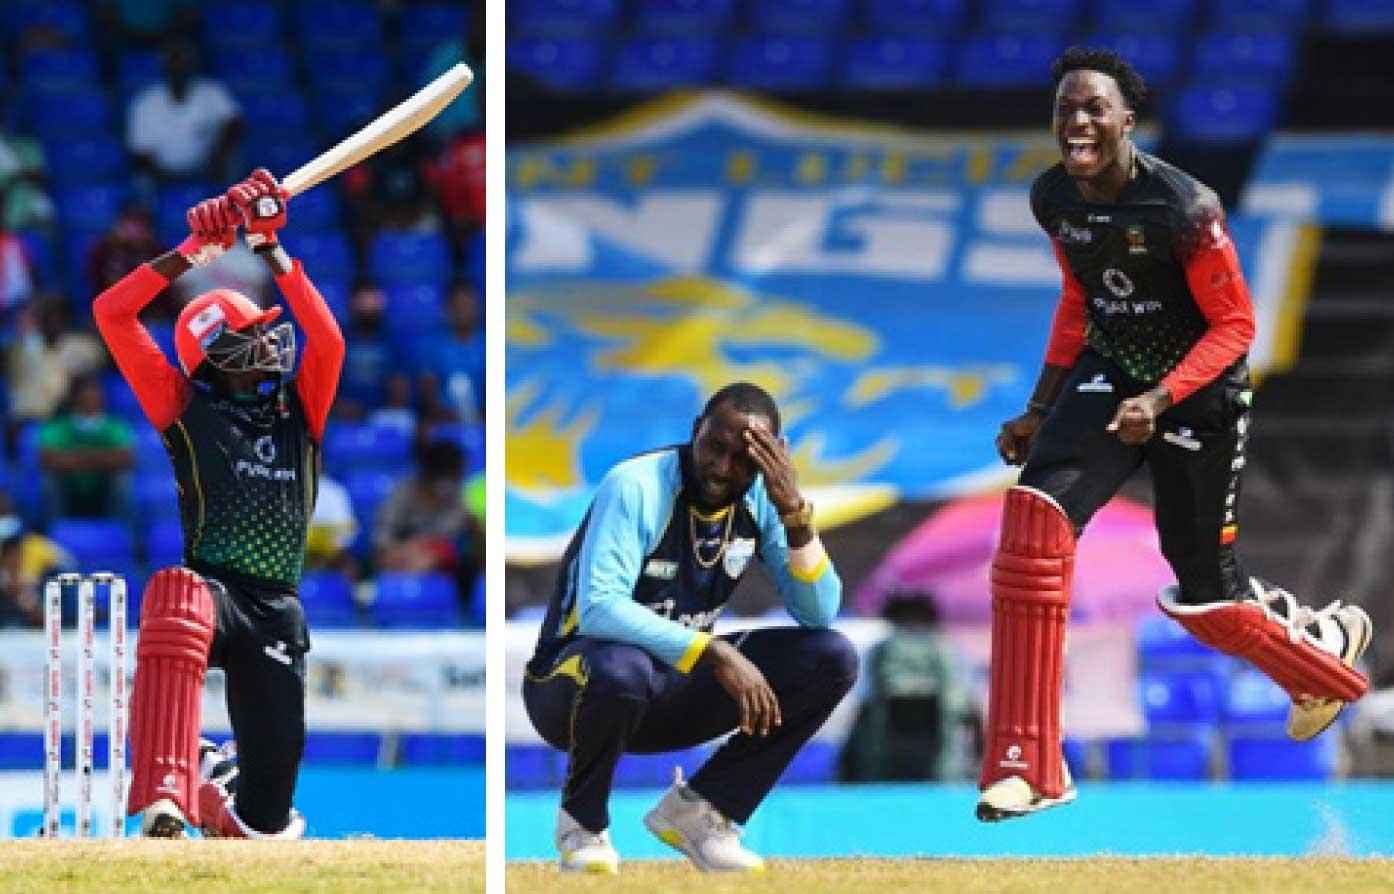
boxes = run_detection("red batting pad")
[1158,590,1367,703]
[980,487,1075,799]
[127,567,216,824]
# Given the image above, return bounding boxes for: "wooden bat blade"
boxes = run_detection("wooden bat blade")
[282,62,473,197]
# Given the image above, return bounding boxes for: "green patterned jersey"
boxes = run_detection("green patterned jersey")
[162,385,319,588]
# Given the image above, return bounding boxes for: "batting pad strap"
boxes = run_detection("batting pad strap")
[980,487,1076,800]
[788,537,829,583]
[1158,587,1368,703]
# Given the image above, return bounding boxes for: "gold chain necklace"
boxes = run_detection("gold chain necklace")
[689,506,735,570]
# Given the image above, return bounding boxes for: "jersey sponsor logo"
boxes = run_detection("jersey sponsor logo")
[723,537,756,579]
[263,640,293,666]
[1092,294,1162,316]
[1163,426,1202,451]
[1087,213,1112,223]
[1102,267,1135,298]
[234,459,297,481]
[643,558,678,580]
[1077,373,1113,393]
[156,772,180,796]
[647,598,724,630]
[1056,219,1093,244]
[188,304,227,341]
[254,435,276,464]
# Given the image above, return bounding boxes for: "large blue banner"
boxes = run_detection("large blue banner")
[507,94,1313,559]
[1243,134,1394,230]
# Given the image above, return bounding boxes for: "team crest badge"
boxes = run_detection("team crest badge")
[723,538,756,578]
[1126,223,1147,255]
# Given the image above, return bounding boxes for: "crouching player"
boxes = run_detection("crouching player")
[523,383,859,874]
[93,170,344,837]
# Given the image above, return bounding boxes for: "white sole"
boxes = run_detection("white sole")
[643,811,765,874]
[976,785,1078,823]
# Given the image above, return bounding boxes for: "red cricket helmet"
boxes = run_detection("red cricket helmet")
[174,289,291,377]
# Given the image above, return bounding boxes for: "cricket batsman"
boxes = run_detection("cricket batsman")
[523,383,859,873]
[978,47,1373,821]
[93,169,344,837]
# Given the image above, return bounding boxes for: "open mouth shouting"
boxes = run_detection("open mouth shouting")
[1064,136,1101,173]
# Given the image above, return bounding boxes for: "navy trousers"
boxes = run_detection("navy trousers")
[523,626,859,833]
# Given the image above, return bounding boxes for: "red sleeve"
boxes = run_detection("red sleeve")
[91,264,190,431]
[1158,227,1255,404]
[276,259,344,442]
[1043,239,1087,367]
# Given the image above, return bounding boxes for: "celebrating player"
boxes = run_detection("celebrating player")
[92,169,344,837]
[977,48,1374,822]
[523,383,858,873]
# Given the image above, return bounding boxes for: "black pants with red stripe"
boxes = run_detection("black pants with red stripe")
[1020,348,1253,605]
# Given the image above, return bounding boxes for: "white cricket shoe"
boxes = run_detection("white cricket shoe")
[556,808,619,874]
[139,798,189,838]
[643,768,765,873]
[1287,603,1374,741]
[975,759,1076,823]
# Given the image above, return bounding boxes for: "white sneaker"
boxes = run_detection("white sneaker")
[139,798,188,838]
[976,759,1076,822]
[556,808,618,874]
[643,768,765,873]
[1287,603,1374,741]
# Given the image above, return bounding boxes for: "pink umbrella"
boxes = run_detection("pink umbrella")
[854,492,1176,623]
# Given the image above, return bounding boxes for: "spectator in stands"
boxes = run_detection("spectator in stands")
[38,373,136,526]
[375,439,482,598]
[333,279,406,422]
[0,212,37,332]
[95,0,196,49]
[89,203,163,293]
[367,372,418,434]
[421,9,485,245]
[5,295,104,449]
[416,281,484,423]
[126,41,242,199]
[0,120,56,236]
[344,145,442,248]
[838,592,976,783]
[305,473,360,581]
[0,502,73,628]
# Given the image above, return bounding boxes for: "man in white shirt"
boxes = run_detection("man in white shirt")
[126,41,242,186]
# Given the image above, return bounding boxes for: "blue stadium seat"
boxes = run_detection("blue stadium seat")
[751,0,852,35]
[506,744,566,788]
[400,3,470,48]
[633,0,737,36]
[727,36,836,92]
[1105,734,1211,780]
[953,33,1066,88]
[982,0,1082,30]
[369,233,452,284]
[134,472,180,523]
[843,36,950,90]
[614,747,712,787]
[292,233,354,277]
[611,37,722,91]
[201,1,285,49]
[146,519,185,569]
[304,46,393,94]
[1169,86,1280,143]
[1324,0,1394,32]
[117,50,163,94]
[133,427,168,472]
[372,573,463,628]
[18,230,55,285]
[260,139,321,185]
[237,90,312,133]
[14,2,91,42]
[314,85,386,137]
[283,188,341,233]
[425,423,485,471]
[467,574,486,627]
[299,571,359,628]
[21,48,99,89]
[345,469,401,529]
[507,39,605,92]
[46,139,128,187]
[511,0,623,38]
[56,185,127,235]
[864,0,967,33]
[1213,0,1311,29]
[156,183,217,244]
[101,371,144,423]
[1139,669,1225,725]
[381,282,447,330]
[1229,733,1335,780]
[296,1,385,48]
[1135,613,1225,668]
[303,731,381,764]
[1193,30,1298,84]
[325,423,414,469]
[1224,667,1290,725]
[1082,33,1182,88]
[24,90,114,138]
[214,47,295,90]
[779,741,839,783]
[146,322,178,366]
[1092,0,1196,30]
[1062,737,1088,777]
[0,733,41,771]
[310,277,352,320]
[49,519,134,568]
[400,733,486,765]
